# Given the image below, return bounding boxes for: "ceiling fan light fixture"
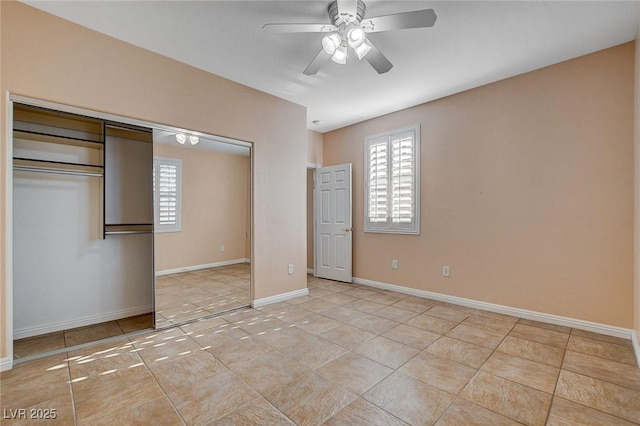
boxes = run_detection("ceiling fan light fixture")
[347,27,366,48]
[175,133,186,144]
[322,33,341,55]
[331,44,347,64]
[354,39,372,60]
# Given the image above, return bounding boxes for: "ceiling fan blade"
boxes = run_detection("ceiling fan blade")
[304,49,332,75]
[362,9,437,33]
[263,23,337,33]
[365,42,393,74]
[337,0,358,22]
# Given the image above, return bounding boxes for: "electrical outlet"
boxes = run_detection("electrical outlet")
[442,266,450,277]
[220,245,225,252]
[288,264,294,275]
[391,259,398,269]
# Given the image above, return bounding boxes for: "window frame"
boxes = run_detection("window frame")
[364,124,420,235]
[153,156,182,233]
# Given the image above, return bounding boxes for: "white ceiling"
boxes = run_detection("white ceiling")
[25,1,640,133]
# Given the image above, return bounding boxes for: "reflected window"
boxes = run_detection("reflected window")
[153,157,182,232]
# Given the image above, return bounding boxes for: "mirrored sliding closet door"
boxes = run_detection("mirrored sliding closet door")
[152,130,252,328]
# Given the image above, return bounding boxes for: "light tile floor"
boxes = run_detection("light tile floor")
[2,275,639,425]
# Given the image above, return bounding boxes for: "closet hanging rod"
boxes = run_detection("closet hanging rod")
[104,230,153,235]
[13,165,103,178]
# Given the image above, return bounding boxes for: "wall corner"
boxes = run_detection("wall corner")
[307,130,324,166]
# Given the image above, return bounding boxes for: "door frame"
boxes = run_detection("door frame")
[3,93,15,372]
[307,162,321,276]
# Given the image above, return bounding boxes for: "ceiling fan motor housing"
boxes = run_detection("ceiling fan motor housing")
[328,0,366,26]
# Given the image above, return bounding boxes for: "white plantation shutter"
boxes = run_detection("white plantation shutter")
[365,126,420,234]
[391,132,415,224]
[158,163,178,225]
[153,157,182,232]
[368,137,389,224]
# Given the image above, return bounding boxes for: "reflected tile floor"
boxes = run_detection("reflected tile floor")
[156,264,251,327]
[2,275,639,425]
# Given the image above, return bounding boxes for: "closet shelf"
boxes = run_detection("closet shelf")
[14,119,103,143]
[13,130,104,150]
[13,158,104,177]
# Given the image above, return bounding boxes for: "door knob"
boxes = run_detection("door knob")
[343,227,352,232]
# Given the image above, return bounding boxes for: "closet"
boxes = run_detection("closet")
[12,103,154,351]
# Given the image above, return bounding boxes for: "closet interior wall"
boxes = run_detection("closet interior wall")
[12,103,154,339]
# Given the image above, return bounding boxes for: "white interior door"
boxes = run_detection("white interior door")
[315,164,352,282]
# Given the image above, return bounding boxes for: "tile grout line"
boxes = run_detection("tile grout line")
[66,354,78,426]
[422,331,463,426]
[461,317,637,423]
[567,333,638,364]
[550,395,640,425]
[543,324,570,425]
[363,304,526,424]
[560,349,640,392]
[269,290,429,424]
[172,314,299,424]
[442,312,511,423]
[313,298,496,424]
[128,332,191,426]
[565,359,640,423]
[450,315,549,424]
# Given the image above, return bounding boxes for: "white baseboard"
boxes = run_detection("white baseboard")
[252,288,310,308]
[307,268,314,275]
[354,277,636,341]
[156,258,250,277]
[0,356,12,372]
[13,305,152,340]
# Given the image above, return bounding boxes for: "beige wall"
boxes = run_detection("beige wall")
[0,2,307,359]
[324,43,635,328]
[153,144,249,271]
[307,130,323,165]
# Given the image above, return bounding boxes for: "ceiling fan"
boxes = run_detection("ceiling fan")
[263,0,437,75]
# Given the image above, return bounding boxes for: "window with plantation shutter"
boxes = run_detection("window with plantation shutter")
[365,125,420,234]
[153,157,182,233]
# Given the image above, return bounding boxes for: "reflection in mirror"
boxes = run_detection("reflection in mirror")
[152,130,251,328]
